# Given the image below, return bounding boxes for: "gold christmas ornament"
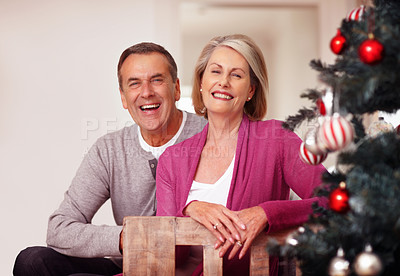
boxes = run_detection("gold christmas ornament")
[353,244,383,276]
[329,247,350,276]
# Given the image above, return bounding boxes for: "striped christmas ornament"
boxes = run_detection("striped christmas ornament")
[304,127,327,155]
[346,5,365,21]
[319,114,354,152]
[299,141,328,165]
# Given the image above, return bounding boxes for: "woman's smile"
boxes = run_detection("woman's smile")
[212,91,233,100]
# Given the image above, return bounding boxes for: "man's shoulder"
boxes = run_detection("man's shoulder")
[184,111,207,129]
[94,124,138,147]
[182,111,207,136]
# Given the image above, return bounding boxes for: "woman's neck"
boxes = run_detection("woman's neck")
[206,113,243,146]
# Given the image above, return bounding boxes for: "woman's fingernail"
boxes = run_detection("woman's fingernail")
[235,234,240,240]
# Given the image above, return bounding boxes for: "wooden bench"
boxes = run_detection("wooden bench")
[123,216,301,275]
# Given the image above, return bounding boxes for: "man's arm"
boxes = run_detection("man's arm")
[46,141,122,258]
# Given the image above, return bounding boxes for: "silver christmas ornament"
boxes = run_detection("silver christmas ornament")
[329,248,350,276]
[366,116,394,138]
[354,244,383,276]
[304,126,327,155]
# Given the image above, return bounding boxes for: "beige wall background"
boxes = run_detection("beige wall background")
[1,0,359,274]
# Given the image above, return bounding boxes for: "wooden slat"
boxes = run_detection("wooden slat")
[250,235,270,276]
[175,217,216,245]
[123,216,176,275]
[203,245,223,276]
[123,216,301,276]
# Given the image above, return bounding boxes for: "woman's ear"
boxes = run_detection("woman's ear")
[248,84,256,99]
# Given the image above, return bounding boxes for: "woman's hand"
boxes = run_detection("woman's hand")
[217,206,268,260]
[183,201,246,245]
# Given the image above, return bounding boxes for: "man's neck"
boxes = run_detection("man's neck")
[141,109,183,147]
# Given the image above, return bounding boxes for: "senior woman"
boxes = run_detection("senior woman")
[156,34,326,275]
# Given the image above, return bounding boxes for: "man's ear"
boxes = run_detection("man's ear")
[174,78,181,101]
[120,88,128,109]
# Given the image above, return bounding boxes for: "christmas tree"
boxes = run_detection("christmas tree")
[268,0,400,275]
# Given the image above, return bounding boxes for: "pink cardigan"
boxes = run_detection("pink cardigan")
[156,114,326,275]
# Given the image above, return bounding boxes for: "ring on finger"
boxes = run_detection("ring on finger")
[236,241,243,247]
[213,223,219,230]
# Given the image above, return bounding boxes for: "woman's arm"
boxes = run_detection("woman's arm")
[155,153,177,217]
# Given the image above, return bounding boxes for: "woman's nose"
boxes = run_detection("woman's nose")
[218,74,229,87]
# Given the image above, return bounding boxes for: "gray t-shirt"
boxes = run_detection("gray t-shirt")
[46,111,206,260]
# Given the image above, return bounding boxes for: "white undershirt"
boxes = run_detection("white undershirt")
[138,111,187,159]
[177,152,235,276]
[185,154,235,207]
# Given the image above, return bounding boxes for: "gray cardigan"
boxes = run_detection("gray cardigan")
[46,111,206,261]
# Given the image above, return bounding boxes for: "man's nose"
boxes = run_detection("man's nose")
[140,80,155,98]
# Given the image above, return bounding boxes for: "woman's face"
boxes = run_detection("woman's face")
[201,46,255,120]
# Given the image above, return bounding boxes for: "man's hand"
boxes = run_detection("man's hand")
[119,229,123,255]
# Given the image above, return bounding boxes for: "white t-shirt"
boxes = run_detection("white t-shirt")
[138,111,187,159]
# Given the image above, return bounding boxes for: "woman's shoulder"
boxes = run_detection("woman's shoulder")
[249,118,285,133]
[248,119,300,141]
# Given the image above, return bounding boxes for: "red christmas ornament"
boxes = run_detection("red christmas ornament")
[359,34,384,65]
[316,98,326,116]
[330,29,347,55]
[317,88,334,116]
[346,5,366,21]
[396,124,400,135]
[299,142,327,165]
[318,114,355,152]
[329,182,350,213]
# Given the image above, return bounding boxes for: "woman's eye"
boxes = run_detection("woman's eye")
[232,73,242,78]
[211,70,220,74]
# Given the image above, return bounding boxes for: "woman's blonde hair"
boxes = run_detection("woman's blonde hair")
[192,34,268,120]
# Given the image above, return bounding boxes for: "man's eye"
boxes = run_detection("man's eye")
[130,81,141,88]
[151,78,164,85]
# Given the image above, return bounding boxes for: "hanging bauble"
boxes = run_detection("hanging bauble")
[317,88,334,117]
[285,226,306,247]
[316,98,326,116]
[319,114,355,152]
[354,244,383,276]
[395,124,400,135]
[346,5,366,21]
[366,117,394,138]
[329,248,350,276]
[330,29,347,55]
[304,127,327,155]
[299,141,328,165]
[286,233,299,246]
[329,182,350,213]
[359,34,384,65]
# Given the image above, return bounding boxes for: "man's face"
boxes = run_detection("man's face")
[119,53,180,136]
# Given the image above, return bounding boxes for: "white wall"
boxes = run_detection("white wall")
[0,0,180,274]
[1,0,357,274]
